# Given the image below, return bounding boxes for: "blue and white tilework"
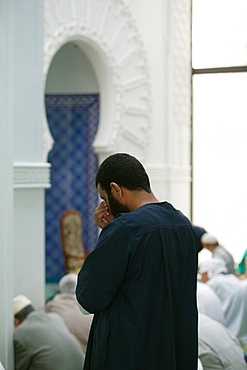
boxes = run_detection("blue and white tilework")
[45,94,99,283]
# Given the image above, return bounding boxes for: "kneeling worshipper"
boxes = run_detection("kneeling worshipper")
[199,313,247,369]
[200,233,235,274]
[45,273,93,353]
[199,258,247,353]
[13,294,84,370]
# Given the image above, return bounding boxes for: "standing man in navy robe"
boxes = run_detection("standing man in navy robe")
[76,153,198,370]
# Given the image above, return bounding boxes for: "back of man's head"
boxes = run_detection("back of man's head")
[199,258,227,279]
[59,273,77,294]
[95,153,151,195]
[201,233,218,247]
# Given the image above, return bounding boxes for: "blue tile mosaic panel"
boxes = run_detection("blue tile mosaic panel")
[45,94,99,283]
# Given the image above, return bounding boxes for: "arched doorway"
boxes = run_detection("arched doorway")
[45,42,100,283]
[43,0,152,284]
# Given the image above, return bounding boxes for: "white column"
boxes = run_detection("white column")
[162,0,192,217]
[0,1,15,368]
[0,1,46,368]
[12,0,47,310]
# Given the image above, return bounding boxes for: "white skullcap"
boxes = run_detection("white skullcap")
[199,258,227,279]
[58,273,77,294]
[201,233,218,245]
[13,295,32,316]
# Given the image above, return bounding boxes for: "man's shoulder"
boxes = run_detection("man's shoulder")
[110,201,191,233]
[134,201,191,227]
[100,202,192,243]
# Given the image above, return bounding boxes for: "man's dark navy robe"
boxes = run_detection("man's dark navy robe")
[76,202,198,369]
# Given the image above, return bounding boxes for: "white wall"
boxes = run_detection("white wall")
[13,190,45,301]
[126,0,192,217]
[45,42,99,94]
[127,0,168,165]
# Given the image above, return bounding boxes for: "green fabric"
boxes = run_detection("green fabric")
[236,249,247,274]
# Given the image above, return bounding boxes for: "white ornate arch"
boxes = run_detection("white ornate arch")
[43,0,152,162]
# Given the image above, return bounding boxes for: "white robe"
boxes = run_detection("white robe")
[45,293,93,353]
[212,245,235,274]
[199,313,246,370]
[197,281,225,325]
[207,273,247,344]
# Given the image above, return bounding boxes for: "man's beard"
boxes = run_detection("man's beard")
[107,192,129,217]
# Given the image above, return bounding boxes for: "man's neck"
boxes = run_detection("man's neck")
[126,190,159,212]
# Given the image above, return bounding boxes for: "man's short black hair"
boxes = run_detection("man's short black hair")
[96,153,151,195]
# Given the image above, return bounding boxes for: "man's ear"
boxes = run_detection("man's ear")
[110,182,123,198]
[14,317,21,327]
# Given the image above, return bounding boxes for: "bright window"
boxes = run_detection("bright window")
[192,1,247,264]
[192,0,247,69]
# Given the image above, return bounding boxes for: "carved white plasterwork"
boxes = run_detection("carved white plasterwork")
[167,0,192,168]
[146,164,192,182]
[43,0,152,162]
[13,163,51,188]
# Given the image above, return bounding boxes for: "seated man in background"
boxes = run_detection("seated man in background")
[200,233,235,274]
[199,258,247,350]
[45,273,93,353]
[13,294,84,370]
[199,313,247,369]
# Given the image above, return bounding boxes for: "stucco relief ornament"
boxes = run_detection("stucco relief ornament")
[43,0,152,162]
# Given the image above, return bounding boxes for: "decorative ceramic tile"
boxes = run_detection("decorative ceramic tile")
[45,94,99,283]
